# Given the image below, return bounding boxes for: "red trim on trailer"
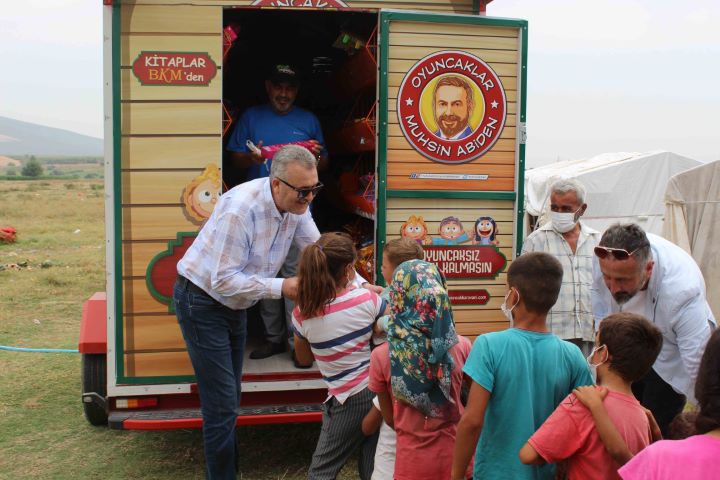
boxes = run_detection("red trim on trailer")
[78,292,107,354]
[122,411,322,430]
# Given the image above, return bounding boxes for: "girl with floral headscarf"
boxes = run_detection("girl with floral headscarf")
[368,259,473,480]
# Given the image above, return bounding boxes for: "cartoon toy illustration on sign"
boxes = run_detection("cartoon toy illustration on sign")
[182,164,221,225]
[397,50,507,164]
[400,215,431,244]
[432,76,475,140]
[432,216,470,245]
[472,216,499,246]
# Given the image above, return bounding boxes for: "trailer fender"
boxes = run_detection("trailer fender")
[78,292,107,354]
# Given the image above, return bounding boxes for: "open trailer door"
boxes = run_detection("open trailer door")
[376,10,528,338]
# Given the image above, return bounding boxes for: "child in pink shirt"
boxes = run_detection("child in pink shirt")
[368,259,472,480]
[519,313,664,479]
[618,328,720,480]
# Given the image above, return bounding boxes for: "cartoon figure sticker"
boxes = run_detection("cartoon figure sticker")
[182,164,221,225]
[400,215,431,245]
[472,217,499,246]
[432,216,470,245]
[397,214,506,279]
[397,51,507,164]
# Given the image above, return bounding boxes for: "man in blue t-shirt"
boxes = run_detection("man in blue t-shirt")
[451,252,594,480]
[227,64,327,181]
[226,64,328,362]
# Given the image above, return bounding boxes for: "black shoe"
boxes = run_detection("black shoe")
[292,350,313,369]
[249,341,286,360]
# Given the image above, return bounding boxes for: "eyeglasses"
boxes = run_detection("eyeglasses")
[594,245,647,260]
[277,177,324,199]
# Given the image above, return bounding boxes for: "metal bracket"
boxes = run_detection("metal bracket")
[519,122,527,145]
[82,392,108,411]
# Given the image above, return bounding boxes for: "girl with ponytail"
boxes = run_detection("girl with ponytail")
[292,232,388,480]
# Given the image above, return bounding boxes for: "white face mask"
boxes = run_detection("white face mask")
[501,288,520,324]
[586,344,608,382]
[550,208,581,233]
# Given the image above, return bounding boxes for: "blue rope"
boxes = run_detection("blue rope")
[0,345,79,353]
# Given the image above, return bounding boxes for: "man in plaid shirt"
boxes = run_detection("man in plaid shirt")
[173,145,376,479]
[521,179,599,355]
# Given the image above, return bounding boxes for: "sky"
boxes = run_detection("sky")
[0,0,718,166]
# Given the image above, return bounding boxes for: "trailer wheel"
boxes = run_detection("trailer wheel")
[82,353,108,426]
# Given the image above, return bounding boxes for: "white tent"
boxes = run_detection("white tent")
[663,160,720,318]
[524,150,701,236]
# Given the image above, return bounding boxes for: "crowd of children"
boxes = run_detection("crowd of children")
[290,234,720,480]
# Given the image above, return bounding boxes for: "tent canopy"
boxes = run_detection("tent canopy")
[664,160,720,318]
[525,150,701,236]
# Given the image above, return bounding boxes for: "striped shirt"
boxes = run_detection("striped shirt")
[177,178,320,310]
[521,222,599,342]
[292,288,387,404]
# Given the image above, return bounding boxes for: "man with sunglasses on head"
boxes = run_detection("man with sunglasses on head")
[591,223,716,436]
[522,179,600,356]
[226,63,329,361]
[174,145,374,479]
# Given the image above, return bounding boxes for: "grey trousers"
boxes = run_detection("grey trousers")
[260,243,299,346]
[308,387,378,480]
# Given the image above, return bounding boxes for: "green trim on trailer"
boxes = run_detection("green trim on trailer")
[515,22,529,257]
[375,12,391,283]
[386,190,516,200]
[118,374,196,385]
[379,10,527,28]
[144,231,199,314]
[113,1,125,383]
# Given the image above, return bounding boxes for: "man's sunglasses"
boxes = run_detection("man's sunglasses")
[277,178,324,199]
[594,245,648,260]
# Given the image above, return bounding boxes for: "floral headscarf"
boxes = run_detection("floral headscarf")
[388,259,459,418]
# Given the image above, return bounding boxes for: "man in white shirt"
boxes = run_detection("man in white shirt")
[592,223,716,435]
[522,179,600,355]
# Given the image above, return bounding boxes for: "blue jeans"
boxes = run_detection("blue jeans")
[174,277,247,480]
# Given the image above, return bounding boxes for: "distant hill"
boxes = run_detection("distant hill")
[0,116,102,156]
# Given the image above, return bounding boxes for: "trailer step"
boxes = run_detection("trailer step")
[109,404,324,430]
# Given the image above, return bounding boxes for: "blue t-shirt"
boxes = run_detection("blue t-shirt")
[463,328,593,480]
[226,104,326,181]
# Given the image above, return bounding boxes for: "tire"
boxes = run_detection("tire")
[82,353,108,426]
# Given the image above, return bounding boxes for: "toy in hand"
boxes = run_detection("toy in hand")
[246,140,320,160]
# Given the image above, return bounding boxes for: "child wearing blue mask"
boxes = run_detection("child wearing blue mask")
[519,312,663,479]
[451,252,593,480]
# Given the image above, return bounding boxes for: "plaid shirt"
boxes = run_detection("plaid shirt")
[521,222,600,341]
[177,178,320,310]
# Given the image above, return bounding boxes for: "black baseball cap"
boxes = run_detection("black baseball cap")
[268,64,299,86]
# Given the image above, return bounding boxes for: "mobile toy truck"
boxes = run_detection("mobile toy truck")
[79,0,527,429]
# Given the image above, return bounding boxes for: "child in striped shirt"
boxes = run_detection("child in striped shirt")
[292,232,388,480]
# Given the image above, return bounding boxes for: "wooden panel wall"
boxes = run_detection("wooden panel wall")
[120,3,222,377]
[386,197,512,337]
[123,0,475,15]
[386,21,521,191]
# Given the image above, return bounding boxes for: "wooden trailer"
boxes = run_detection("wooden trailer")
[79,0,527,429]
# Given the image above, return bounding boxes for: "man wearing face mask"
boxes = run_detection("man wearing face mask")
[591,223,716,436]
[521,179,600,356]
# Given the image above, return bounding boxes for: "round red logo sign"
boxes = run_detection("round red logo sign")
[397,51,507,164]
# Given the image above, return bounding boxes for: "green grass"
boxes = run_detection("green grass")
[0,180,358,479]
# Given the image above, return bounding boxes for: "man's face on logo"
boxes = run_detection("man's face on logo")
[434,84,471,138]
